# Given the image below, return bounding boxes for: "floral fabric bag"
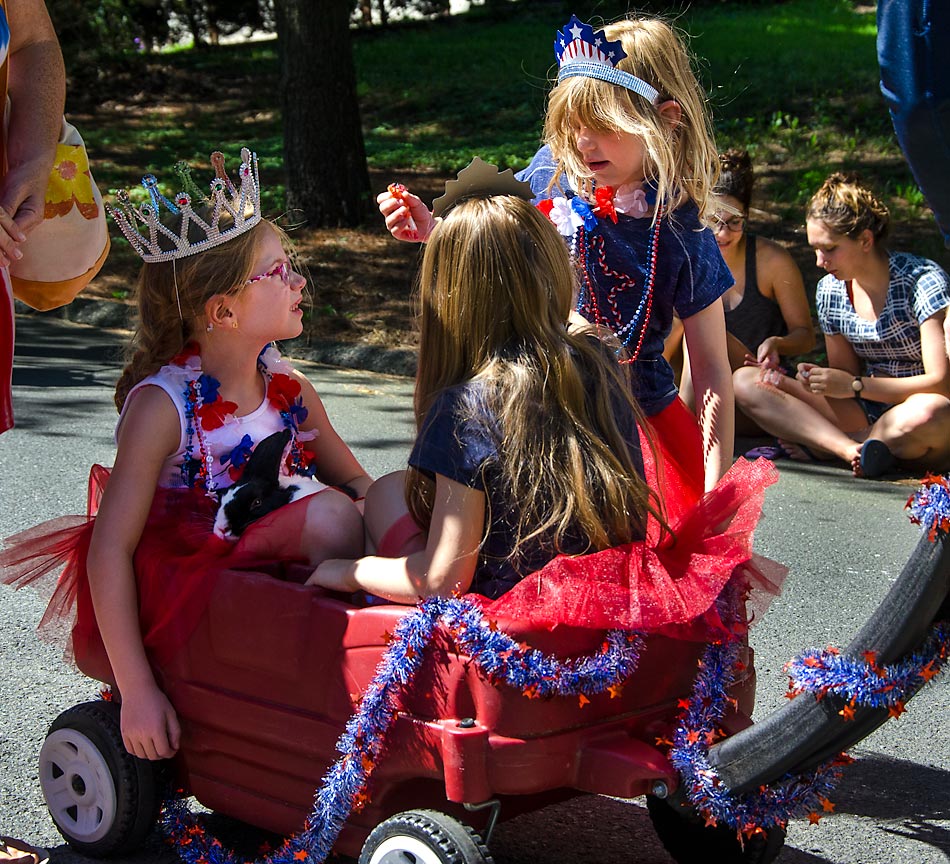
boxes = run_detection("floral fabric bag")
[9,115,110,311]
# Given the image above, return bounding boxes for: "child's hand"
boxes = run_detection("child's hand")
[378,184,435,242]
[119,683,181,760]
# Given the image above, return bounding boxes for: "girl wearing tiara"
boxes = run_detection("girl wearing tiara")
[379,14,735,515]
[735,172,950,478]
[2,150,371,761]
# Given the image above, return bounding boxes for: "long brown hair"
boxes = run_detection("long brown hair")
[114,218,280,410]
[407,195,660,560]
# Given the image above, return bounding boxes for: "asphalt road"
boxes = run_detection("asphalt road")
[1,315,947,864]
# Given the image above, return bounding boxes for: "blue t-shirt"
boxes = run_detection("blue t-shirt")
[517,146,733,415]
[408,370,644,599]
[817,251,950,378]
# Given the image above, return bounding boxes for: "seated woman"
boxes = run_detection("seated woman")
[734,172,950,478]
[309,170,781,639]
[675,150,815,434]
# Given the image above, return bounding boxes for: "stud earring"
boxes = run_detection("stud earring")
[206,323,213,332]
[231,321,238,329]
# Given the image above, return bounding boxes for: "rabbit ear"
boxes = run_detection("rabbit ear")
[243,429,292,482]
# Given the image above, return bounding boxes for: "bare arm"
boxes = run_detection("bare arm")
[307,474,484,603]
[754,241,815,363]
[682,299,735,490]
[800,315,950,402]
[1,0,65,261]
[295,369,372,497]
[86,387,181,760]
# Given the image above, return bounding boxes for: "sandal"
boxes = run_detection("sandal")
[1,838,48,864]
[743,443,786,461]
[859,439,896,478]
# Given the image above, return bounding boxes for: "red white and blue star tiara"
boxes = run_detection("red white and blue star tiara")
[109,147,262,263]
[554,14,659,104]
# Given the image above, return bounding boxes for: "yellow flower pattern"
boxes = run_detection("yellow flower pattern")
[45,143,99,220]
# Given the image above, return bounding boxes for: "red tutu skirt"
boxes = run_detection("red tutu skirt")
[484,456,785,640]
[1,466,311,676]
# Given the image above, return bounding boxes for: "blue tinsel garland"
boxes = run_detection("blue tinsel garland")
[668,640,846,837]
[785,622,950,719]
[906,473,950,540]
[158,595,644,864]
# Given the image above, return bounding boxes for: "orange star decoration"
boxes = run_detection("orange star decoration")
[294,851,308,861]
[807,811,823,825]
[703,813,718,828]
[838,701,856,721]
[920,661,939,682]
[607,681,624,699]
[352,791,370,812]
[819,796,836,813]
[888,701,907,719]
[578,693,590,708]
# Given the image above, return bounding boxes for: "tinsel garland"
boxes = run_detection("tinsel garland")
[668,640,847,838]
[785,622,950,720]
[158,595,645,864]
[906,473,950,540]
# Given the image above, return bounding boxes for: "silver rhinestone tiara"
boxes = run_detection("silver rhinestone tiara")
[109,147,262,263]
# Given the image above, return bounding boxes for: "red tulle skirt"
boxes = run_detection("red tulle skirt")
[1,465,310,674]
[484,456,785,640]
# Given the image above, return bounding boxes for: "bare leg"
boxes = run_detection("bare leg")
[362,470,426,556]
[300,489,365,565]
[860,394,950,473]
[733,366,868,465]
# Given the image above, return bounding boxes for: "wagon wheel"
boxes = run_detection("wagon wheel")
[646,795,785,864]
[359,809,494,864]
[39,700,165,857]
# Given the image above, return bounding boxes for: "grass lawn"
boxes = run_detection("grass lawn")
[70,0,945,355]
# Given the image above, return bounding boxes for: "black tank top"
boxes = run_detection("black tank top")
[723,235,787,353]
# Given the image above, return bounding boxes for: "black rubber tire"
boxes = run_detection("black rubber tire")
[646,795,786,864]
[39,700,164,857]
[358,809,494,864]
[707,529,950,793]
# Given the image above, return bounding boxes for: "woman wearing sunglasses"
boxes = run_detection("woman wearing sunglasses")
[673,150,815,434]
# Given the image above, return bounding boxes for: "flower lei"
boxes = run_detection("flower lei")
[536,183,660,363]
[156,596,645,864]
[171,342,313,494]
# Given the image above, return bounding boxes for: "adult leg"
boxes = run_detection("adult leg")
[733,366,867,464]
[866,394,950,470]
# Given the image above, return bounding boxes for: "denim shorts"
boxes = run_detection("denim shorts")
[857,396,892,425]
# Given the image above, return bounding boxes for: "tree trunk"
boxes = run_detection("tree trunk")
[274,0,371,227]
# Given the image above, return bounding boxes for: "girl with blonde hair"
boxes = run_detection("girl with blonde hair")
[379,14,735,520]
[734,172,950,477]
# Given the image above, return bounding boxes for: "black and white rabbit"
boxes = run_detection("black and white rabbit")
[213,428,327,540]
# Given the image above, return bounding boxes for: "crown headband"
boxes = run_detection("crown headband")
[431,156,534,218]
[554,15,659,104]
[109,147,262,263]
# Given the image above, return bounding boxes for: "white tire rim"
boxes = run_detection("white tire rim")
[39,727,118,843]
[366,834,446,864]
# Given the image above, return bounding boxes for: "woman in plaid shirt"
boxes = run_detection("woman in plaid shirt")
[734,172,950,478]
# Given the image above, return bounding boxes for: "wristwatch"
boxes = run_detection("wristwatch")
[852,376,864,394]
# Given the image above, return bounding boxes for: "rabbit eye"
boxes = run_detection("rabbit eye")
[250,498,263,511]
